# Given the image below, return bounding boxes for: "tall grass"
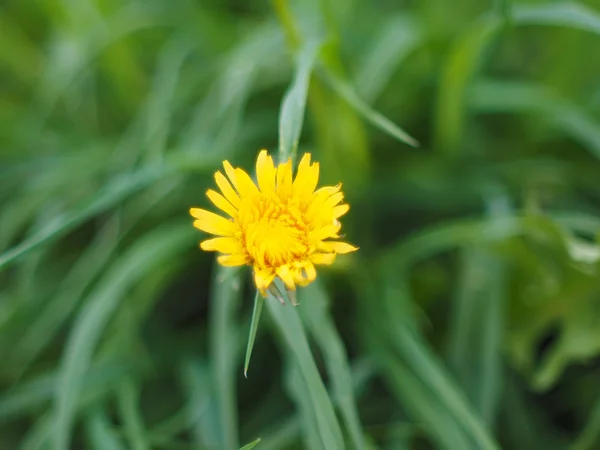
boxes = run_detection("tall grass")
[2,0,600,449]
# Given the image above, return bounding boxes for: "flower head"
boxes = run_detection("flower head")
[190,150,357,296]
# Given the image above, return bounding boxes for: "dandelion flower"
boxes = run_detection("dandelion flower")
[190,150,358,297]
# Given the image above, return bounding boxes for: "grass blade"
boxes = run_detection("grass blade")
[300,282,366,450]
[51,222,194,450]
[116,378,149,450]
[434,13,503,153]
[321,69,419,147]
[513,2,600,35]
[244,290,264,377]
[210,266,243,450]
[278,40,321,162]
[240,437,262,450]
[266,294,345,450]
[86,407,126,450]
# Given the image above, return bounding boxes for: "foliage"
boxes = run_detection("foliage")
[2,0,600,448]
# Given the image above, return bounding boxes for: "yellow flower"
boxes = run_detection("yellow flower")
[190,150,358,297]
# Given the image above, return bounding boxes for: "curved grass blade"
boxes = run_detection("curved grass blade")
[513,2,600,35]
[278,40,321,162]
[52,222,194,450]
[240,438,262,450]
[0,165,169,270]
[469,80,600,161]
[210,265,243,450]
[434,13,503,153]
[116,378,149,450]
[266,293,345,450]
[244,290,264,377]
[300,282,366,450]
[285,361,325,450]
[86,407,126,450]
[321,68,419,147]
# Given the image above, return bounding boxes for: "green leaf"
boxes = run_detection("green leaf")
[300,282,366,450]
[0,165,170,270]
[52,222,194,450]
[244,290,264,377]
[278,40,321,162]
[266,293,345,450]
[513,2,600,35]
[210,265,243,450]
[434,13,503,153]
[239,437,262,450]
[321,68,419,147]
[85,407,126,450]
[469,80,600,162]
[116,378,149,450]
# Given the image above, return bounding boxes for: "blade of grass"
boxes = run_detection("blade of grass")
[116,378,149,450]
[278,39,321,162]
[469,80,600,162]
[434,13,503,154]
[210,265,243,450]
[179,359,221,448]
[513,2,600,35]
[353,14,422,102]
[52,222,195,450]
[284,360,325,450]
[85,407,126,450]
[244,291,264,377]
[239,438,262,450]
[266,293,345,450]
[320,68,419,147]
[300,282,366,450]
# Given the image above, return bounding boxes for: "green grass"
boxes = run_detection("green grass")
[2,0,600,449]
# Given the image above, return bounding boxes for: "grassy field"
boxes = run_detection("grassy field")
[3,0,600,448]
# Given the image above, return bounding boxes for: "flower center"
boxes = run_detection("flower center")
[240,194,309,269]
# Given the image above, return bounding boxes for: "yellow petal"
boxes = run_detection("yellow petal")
[276,264,296,290]
[206,189,237,218]
[190,208,236,236]
[277,158,293,200]
[254,267,276,294]
[310,253,336,265]
[333,204,349,218]
[256,150,276,194]
[223,161,238,189]
[217,253,248,267]
[325,192,344,209]
[234,168,260,198]
[214,171,240,208]
[320,241,358,254]
[200,237,240,253]
[293,154,319,200]
[312,222,341,240]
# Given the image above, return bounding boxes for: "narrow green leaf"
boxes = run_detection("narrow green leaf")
[513,2,600,35]
[321,69,419,147]
[469,80,600,162]
[210,265,243,450]
[0,165,169,270]
[278,40,321,162]
[284,361,325,450]
[52,222,194,450]
[300,282,366,450]
[377,349,472,450]
[244,290,264,377]
[434,13,503,153]
[266,294,344,450]
[116,378,149,450]
[85,407,126,450]
[354,15,422,102]
[239,438,262,450]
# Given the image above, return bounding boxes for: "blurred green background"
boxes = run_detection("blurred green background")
[3,0,600,448]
